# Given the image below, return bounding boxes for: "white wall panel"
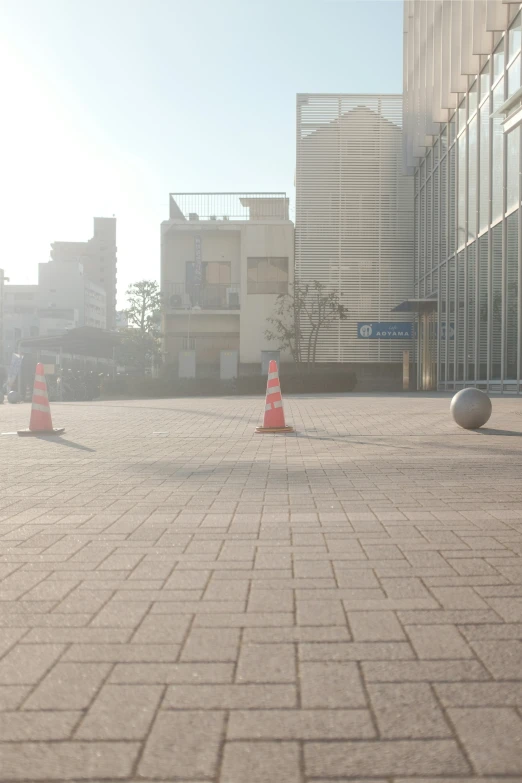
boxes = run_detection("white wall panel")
[296,94,414,363]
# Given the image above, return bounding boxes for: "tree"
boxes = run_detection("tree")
[265,281,347,373]
[118,281,162,373]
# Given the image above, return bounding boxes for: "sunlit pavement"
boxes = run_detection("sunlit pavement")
[1,393,522,781]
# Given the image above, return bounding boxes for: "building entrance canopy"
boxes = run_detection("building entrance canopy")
[392,298,438,314]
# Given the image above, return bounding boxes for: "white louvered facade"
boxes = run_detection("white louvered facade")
[295,94,414,364]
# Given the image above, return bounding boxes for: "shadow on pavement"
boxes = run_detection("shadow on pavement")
[475,427,522,437]
[33,436,96,452]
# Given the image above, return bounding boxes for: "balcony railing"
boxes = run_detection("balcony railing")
[163,282,240,311]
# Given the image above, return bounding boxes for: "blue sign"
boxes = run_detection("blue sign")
[357,322,413,339]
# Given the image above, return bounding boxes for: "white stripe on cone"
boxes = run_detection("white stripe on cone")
[31,403,51,413]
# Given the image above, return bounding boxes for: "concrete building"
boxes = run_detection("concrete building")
[403,0,522,392]
[51,216,117,330]
[161,193,293,377]
[295,94,414,389]
[2,284,79,365]
[3,259,106,364]
[115,310,129,331]
[39,260,106,331]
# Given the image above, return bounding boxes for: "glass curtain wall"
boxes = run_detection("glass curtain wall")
[414,12,522,392]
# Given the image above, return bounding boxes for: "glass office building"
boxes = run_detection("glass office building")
[403,0,522,392]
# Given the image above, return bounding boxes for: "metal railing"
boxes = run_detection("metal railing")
[169,193,289,221]
[163,282,241,310]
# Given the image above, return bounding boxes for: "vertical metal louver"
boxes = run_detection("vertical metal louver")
[295,94,414,363]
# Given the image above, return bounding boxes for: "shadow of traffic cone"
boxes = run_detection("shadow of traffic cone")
[255,360,294,433]
[17,363,65,437]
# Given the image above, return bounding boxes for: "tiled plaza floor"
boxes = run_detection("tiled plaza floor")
[0,392,522,781]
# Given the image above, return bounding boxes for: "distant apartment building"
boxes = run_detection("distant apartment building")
[115,310,129,331]
[161,193,294,377]
[2,282,82,365]
[3,262,106,364]
[39,260,106,330]
[295,94,414,388]
[51,216,117,329]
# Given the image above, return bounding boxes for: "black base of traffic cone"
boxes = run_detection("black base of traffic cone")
[255,425,294,434]
[17,428,65,437]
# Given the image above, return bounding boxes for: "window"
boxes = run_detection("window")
[457,132,466,248]
[468,116,477,240]
[468,80,478,117]
[458,98,467,133]
[494,39,505,82]
[492,77,505,223]
[479,99,490,232]
[509,13,521,61]
[247,257,288,294]
[182,336,195,350]
[508,54,521,97]
[480,62,490,100]
[507,126,520,211]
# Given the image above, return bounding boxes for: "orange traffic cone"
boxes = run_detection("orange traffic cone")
[255,360,294,433]
[17,363,65,437]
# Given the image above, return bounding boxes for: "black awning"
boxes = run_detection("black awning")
[392,297,438,313]
[18,327,122,359]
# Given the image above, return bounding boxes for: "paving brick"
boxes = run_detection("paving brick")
[23,662,111,710]
[486,596,522,621]
[0,644,65,685]
[299,641,414,661]
[248,588,293,612]
[139,711,225,778]
[61,643,180,662]
[429,586,489,609]
[449,707,522,774]
[243,626,350,643]
[362,660,489,682]
[348,610,406,640]
[90,600,149,627]
[221,741,300,783]
[0,686,31,710]
[300,661,366,708]
[465,639,522,679]
[0,710,79,740]
[296,599,346,626]
[75,684,162,739]
[406,624,473,658]
[436,681,522,707]
[236,643,296,682]
[163,683,296,709]
[0,741,140,780]
[130,614,191,644]
[304,740,469,777]
[227,708,375,739]
[181,627,240,662]
[193,612,294,627]
[110,662,234,684]
[368,683,451,738]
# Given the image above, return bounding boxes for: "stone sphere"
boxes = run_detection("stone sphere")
[7,391,20,404]
[450,388,492,429]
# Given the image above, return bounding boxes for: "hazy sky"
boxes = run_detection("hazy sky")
[1,0,403,307]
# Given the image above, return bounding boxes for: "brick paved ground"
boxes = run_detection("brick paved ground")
[0,392,522,781]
